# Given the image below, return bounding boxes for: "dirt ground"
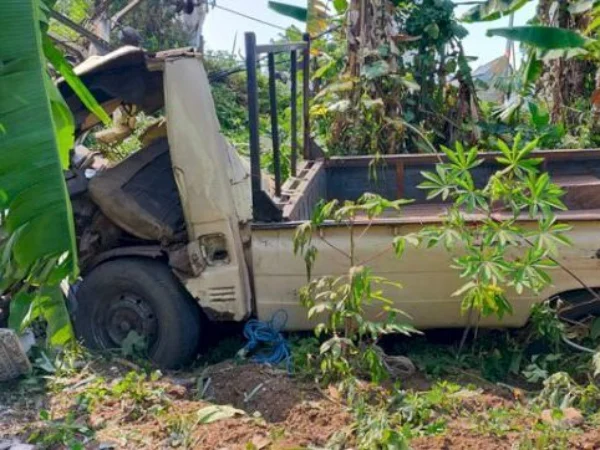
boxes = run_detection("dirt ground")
[1,358,600,449]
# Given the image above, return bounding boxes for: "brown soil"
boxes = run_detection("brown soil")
[203,362,321,422]
[412,427,600,450]
[2,360,600,449]
[412,431,518,450]
[0,360,351,449]
[570,428,600,450]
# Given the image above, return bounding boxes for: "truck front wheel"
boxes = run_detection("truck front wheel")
[74,258,202,369]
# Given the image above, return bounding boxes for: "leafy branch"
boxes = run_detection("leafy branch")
[418,136,571,321]
[0,0,110,346]
[293,194,418,383]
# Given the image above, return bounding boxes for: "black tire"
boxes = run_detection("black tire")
[74,258,202,369]
[556,288,600,323]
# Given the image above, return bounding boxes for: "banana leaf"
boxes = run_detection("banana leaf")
[0,0,77,342]
[268,1,308,21]
[268,0,328,35]
[486,26,590,50]
[462,0,532,23]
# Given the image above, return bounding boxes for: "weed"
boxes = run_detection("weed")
[352,400,410,450]
[294,194,417,383]
[517,425,573,450]
[475,406,526,436]
[289,335,320,378]
[534,372,600,414]
[28,410,93,450]
[530,300,565,348]
[522,353,563,383]
[165,412,200,449]
[396,381,461,432]
[76,370,170,420]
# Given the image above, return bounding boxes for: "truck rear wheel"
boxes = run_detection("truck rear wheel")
[74,258,202,369]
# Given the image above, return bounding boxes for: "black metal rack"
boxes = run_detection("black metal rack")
[244,32,311,222]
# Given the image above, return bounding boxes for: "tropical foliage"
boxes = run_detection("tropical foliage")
[418,137,570,319]
[294,194,417,383]
[0,0,108,345]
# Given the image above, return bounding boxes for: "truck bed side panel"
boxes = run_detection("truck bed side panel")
[251,221,600,330]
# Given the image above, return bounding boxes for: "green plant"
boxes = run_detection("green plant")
[396,381,461,432]
[302,0,478,156]
[418,137,571,322]
[268,0,329,35]
[87,112,161,162]
[487,26,591,52]
[474,406,526,436]
[336,380,464,449]
[522,353,563,383]
[289,335,321,377]
[534,371,600,413]
[1,0,109,346]
[29,410,93,450]
[529,300,565,349]
[351,398,411,450]
[76,370,170,419]
[293,194,417,383]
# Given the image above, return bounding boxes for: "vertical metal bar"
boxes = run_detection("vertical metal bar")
[302,33,311,160]
[290,50,298,177]
[267,53,282,197]
[245,32,261,206]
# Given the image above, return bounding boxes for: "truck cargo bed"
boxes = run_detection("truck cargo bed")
[272,149,600,224]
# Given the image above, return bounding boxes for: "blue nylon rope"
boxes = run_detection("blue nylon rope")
[241,310,291,372]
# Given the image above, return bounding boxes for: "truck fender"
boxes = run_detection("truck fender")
[82,245,164,276]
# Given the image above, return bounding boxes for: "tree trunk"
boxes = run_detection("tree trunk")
[347,0,362,77]
[538,0,595,124]
[89,0,111,56]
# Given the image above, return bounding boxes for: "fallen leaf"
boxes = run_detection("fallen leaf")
[197,405,246,424]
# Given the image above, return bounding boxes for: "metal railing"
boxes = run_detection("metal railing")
[245,32,311,221]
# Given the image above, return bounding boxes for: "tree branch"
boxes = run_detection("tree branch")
[48,9,113,53]
[111,0,145,26]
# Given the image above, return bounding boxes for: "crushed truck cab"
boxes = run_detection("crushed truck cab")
[62,42,600,369]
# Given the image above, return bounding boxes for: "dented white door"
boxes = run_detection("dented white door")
[164,57,251,321]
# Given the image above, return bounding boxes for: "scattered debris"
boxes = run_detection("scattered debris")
[0,329,31,382]
[0,439,35,450]
[196,404,246,424]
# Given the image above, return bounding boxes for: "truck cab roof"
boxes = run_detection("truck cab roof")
[58,46,198,134]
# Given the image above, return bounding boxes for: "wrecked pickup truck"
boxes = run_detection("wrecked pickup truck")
[62,36,600,369]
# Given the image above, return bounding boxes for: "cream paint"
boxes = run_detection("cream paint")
[251,221,600,330]
[164,56,252,320]
[156,53,600,330]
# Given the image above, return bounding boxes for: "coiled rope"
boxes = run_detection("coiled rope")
[240,310,291,372]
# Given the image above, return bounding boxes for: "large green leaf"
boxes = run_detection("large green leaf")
[268,1,308,21]
[268,0,328,35]
[8,286,73,345]
[333,0,348,13]
[462,0,533,22]
[486,26,590,50]
[0,0,77,340]
[39,286,74,346]
[43,36,111,126]
[523,50,543,86]
[8,290,39,331]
